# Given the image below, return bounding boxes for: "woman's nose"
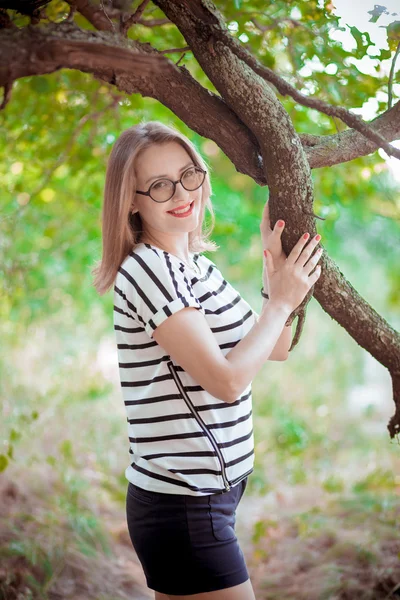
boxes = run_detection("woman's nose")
[172,181,189,201]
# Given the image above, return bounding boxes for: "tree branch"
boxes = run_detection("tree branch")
[63,0,400,170]
[303,100,400,168]
[1,22,400,176]
[120,0,151,36]
[388,41,400,110]
[213,27,400,161]
[0,22,170,94]
[0,22,268,184]
[151,0,400,438]
[64,0,172,33]
[64,0,114,32]
[159,46,191,54]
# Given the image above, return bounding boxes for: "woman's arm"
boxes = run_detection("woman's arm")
[253,301,292,361]
[252,273,292,361]
[267,323,292,361]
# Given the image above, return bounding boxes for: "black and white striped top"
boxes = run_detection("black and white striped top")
[113,242,257,496]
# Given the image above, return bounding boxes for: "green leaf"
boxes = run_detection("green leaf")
[387,21,400,41]
[0,454,9,472]
[349,25,375,58]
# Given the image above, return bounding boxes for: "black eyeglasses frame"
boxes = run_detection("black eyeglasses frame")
[135,166,207,203]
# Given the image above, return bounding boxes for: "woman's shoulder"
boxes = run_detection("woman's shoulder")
[120,243,218,280]
[122,243,162,268]
[119,243,194,281]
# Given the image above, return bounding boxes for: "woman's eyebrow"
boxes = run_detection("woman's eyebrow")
[144,162,194,184]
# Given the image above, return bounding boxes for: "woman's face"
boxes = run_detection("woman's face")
[132,141,203,243]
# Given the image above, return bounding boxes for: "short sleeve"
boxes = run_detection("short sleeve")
[116,248,205,338]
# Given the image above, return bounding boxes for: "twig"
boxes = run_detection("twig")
[137,17,171,27]
[175,51,187,67]
[99,0,115,32]
[159,45,190,54]
[65,4,75,22]
[388,41,400,110]
[120,0,151,35]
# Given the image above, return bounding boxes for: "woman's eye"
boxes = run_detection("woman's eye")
[153,181,167,189]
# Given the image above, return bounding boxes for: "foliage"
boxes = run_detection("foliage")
[1,2,400,328]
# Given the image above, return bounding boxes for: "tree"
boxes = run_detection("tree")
[1,0,399,438]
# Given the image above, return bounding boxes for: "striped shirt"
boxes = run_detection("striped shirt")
[113,242,257,496]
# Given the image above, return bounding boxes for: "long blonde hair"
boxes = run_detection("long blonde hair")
[92,120,219,295]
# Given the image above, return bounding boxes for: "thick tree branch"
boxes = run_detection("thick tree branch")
[152,0,400,438]
[59,0,400,170]
[1,22,400,178]
[0,22,268,184]
[151,0,324,334]
[303,100,400,168]
[213,26,400,161]
[0,22,170,111]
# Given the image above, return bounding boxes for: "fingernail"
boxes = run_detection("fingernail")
[277,220,284,227]
[315,234,321,241]
[303,233,310,240]
[264,249,268,257]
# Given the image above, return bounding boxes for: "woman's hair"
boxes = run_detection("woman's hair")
[92,120,219,295]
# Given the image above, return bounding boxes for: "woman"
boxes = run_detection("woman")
[93,121,322,599]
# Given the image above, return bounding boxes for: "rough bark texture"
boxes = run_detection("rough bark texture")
[1,1,399,438]
[0,22,170,87]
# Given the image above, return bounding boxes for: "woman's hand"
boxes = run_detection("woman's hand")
[260,200,287,272]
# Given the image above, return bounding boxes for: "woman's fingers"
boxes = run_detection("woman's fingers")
[304,246,323,276]
[260,202,271,228]
[263,248,274,271]
[297,235,321,268]
[260,201,286,237]
[287,233,320,266]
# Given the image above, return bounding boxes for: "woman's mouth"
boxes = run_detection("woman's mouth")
[167,201,194,218]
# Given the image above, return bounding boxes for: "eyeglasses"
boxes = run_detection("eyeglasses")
[136,166,207,203]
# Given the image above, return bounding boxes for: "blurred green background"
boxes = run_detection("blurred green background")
[1,0,400,598]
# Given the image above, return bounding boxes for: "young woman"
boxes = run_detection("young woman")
[93,121,322,599]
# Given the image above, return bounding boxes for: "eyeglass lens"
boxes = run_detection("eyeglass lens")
[150,167,205,202]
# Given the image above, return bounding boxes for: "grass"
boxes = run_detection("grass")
[1,298,399,599]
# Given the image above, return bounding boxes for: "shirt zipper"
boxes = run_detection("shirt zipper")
[167,360,231,492]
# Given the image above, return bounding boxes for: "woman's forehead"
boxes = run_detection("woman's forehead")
[137,143,192,178]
